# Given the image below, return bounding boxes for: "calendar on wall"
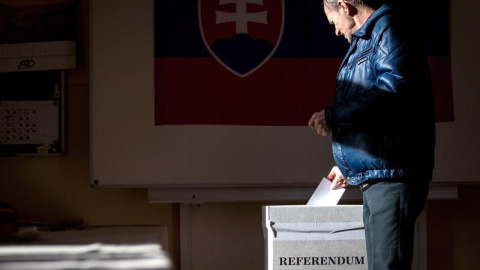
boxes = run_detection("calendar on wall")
[0,70,64,156]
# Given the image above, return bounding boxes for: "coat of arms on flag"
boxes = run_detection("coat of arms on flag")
[199,0,284,77]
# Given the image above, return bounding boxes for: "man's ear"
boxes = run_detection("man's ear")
[338,0,356,16]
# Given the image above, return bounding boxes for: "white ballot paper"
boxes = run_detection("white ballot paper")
[307,177,346,205]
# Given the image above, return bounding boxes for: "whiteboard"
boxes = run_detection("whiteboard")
[90,0,480,188]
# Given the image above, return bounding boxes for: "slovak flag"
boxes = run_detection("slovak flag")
[154,0,453,126]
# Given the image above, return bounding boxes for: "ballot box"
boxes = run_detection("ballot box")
[262,205,367,270]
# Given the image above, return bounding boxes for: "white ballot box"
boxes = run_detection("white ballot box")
[262,205,367,270]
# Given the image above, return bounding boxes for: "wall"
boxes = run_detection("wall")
[426,187,480,269]
[1,1,480,270]
[0,0,180,268]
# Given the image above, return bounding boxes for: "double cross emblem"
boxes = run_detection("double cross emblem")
[216,0,268,35]
[199,0,284,77]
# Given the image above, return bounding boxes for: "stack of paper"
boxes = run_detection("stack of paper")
[0,243,171,270]
[0,226,171,270]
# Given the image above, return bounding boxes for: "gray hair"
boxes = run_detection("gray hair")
[323,0,385,10]
[323,0,362,7]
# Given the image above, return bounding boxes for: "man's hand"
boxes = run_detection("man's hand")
[327,166,348,190]
[308,110,331,136]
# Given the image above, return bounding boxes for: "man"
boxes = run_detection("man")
[308,0,435,269]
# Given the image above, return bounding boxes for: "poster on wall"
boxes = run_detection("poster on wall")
[154,0,453,126]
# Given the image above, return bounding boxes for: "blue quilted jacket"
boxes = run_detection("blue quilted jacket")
[324,4,435,185]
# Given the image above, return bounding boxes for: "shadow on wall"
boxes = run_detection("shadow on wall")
[426,186,480,270]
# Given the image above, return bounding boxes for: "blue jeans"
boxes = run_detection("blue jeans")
[362,180,429,270]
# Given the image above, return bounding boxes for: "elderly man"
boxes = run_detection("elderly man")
[308,0,435,269]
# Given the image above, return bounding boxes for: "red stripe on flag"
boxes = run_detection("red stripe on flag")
[155,56,453,125]
[155,58,340,126]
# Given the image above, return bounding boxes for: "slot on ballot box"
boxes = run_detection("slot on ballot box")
[262,205,367,270]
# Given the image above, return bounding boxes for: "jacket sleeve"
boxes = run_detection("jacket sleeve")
[325,27,410,133]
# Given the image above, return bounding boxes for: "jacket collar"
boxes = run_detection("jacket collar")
[353,4,394,39]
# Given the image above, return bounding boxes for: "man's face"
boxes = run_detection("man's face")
[324,2,356,43]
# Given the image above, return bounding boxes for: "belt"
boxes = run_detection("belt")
[359,180,381,192]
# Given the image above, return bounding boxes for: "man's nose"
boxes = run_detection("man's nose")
[335,28,341,36]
